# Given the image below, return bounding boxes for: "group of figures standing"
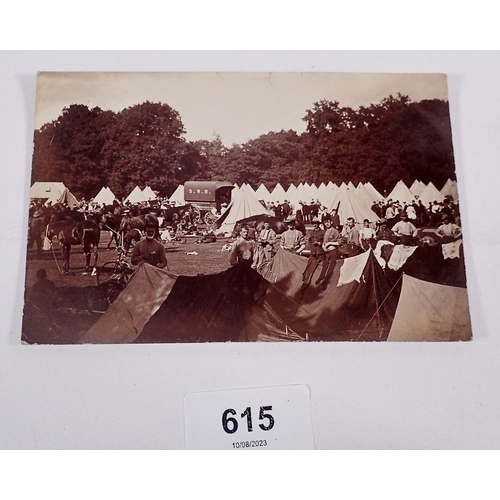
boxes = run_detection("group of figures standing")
[230,194,463,291]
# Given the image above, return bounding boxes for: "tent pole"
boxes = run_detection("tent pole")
[371,253,382,338]
[356,272,403,341]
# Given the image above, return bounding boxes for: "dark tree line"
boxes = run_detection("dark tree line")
[31,94,456,200]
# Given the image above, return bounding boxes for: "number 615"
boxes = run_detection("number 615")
[222,406,274,434]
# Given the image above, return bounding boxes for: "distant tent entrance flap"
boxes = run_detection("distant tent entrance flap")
[46,187,81,208]
[215,184,268,235]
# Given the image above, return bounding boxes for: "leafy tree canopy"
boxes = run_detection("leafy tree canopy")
[31,95,456,199]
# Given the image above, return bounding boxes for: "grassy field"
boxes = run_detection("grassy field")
[24,232,234,291]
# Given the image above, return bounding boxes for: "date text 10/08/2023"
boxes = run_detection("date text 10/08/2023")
[232,440,267,449]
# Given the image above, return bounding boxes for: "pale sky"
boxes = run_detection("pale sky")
[35,72,448,147]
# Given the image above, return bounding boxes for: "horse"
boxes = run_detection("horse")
[234,215,284,237]
[100,213,122,249]
[47,218,100,274]
[233,215,306,238]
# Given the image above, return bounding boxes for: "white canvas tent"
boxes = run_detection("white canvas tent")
[142,186,157,201]
[231,184,240,201]
[353,184,383,217]
[327,185,379,224]
[387,275,472,341]
[270,183,287,204]
[419,181,445,206]
[285,184,297,209]
[254,183,271,203]
[30,182,67,200]
[317,183,336,208]
[410,180,425,197]
[441,179,459,201]
[45,187,81,208]
[357,182,384,206]
[125,186,147,204]
[304,183,319,202]
[387,181,415,205]
[168,184,185,205]
[93,187,116,206]
[215,183,268,235]
[288,183,314,210]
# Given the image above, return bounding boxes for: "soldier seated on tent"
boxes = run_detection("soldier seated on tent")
[313,219,342,289]
[376,220,397,243]
[229,225,258,268]
[255,220,277,269]
[391,212,418,246]
[301,233,326,291]
[340,217,363,257]
[359,219,377,251]
[280,217,306,255]
[436,214,462,244]
[304,221,325,255]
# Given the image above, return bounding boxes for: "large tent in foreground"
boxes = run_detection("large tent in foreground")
[83,247,472,343]
[262,248,398,341]
[83,263,303,344]
[387,275,471,341]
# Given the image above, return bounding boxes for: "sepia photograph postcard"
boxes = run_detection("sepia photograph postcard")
[22,72,471,344]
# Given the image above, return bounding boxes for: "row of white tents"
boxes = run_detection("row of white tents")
[30,179,459,235]
[235,179,458,207]
[30,183,159,207]
[169,179,458,210]
[95,185,158,205]
[31,179,458,211]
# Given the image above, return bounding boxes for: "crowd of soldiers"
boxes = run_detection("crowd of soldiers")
[263,199,325,223]
[30,191,462,279]
[370,196,461,228]
[230,195,462,283]
[260,195,461,229]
